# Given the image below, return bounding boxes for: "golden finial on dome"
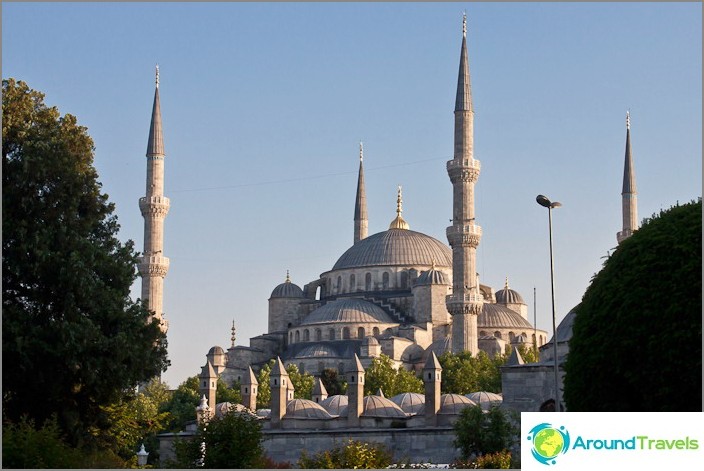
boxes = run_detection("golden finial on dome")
[285,270,291,283]
[505,276,509,289]
[230,320,236,347]
[388,185,409,230]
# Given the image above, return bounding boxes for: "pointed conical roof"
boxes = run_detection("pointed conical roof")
[271,356,288,377]
[200,360,217,379]
[376,388,385,398]
[455,14,473,113]
[506,346,525,366]
[424,351,442,371]
[242,366,258,386]
[354,142,368,224]
[312,377,328,396]
[352,353,365,372]
[622,111,637,195]
[146,66,164,157]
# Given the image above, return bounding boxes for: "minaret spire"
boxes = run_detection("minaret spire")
[138,67,170,333]
[447,13,483,355]
[617,110,638,244]
[353,141,368,244]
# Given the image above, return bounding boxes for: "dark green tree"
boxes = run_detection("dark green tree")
[453,405,518,459]
[563,200,702,411]
[255,359,316,408]
[163,376,200,432]
[2,79,169,446]
[170,408,264,468]
[438,351,504,394]
[320,368,347,396]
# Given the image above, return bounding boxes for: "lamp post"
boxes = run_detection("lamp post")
[136,443,149,468]
[536,194,562,412]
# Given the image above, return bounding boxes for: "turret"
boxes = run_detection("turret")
[241,366,259,411]
[347,354,365,427]
[423,351,442,426]
[446,13,483,354]
[617,111,638,244]
[199,361,217,419]
[311,377,328,404]
[270,357,290,427]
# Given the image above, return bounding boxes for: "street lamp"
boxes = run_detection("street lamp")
[136,443,149,467]
[536,194,562,412]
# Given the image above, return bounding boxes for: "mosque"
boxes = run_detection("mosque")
[140,13,636,422]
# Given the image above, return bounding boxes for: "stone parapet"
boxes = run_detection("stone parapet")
[138,255,170,278]
[446,158,481,183]
[446,224,482,248]
[139,195,171,218]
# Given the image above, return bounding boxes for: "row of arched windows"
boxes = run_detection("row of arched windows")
[330,270,412,295]
[289,326,382,344]
[478,330,546,346]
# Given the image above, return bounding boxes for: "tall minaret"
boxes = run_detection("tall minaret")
[446,13,483,355]
[354,141,368,244]
[138,65,170,332]
[617,111,638,244]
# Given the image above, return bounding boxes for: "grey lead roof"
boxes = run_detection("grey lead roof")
[454,16,473,113]
[622,114,637,195]
[331,229,452,271]
[146,85,164,156]
[299,298,396,326]
[478,303,533,329]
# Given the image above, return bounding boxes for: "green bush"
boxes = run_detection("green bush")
[453,405,518,459]
[298,439,393,469]
[2,416,84,468]
[450,450,513,469]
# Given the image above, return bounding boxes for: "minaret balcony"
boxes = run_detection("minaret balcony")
[446,224,482,248]
[139,196,171,218]
[446,293,484,315]
[137,255,170,278]
[447,158,481,183]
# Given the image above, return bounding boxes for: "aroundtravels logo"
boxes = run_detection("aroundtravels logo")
[526,423,571,465]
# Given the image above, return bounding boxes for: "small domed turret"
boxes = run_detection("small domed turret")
[495,277,525,304]
[270,271,303,299]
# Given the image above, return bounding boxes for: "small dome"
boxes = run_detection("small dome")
[416,267,449,286]
[465,391,503,411]
[438,394,476,414]
[479,303,533,329]
[495,278,525,304]
[213,402,253,418]
[320,395,348,416]
[256,408,271,418]
[545,305,578,345]
[208,346,225,356]
[424,336,452,360]
[285,398,334,419]
[362,395,407,418]
[270,272,303,299]
[362,336,380,346]
[390,392,426,415]
[300,298,395,325]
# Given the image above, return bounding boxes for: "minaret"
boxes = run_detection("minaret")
[354,142,368,244]
[446,13,483,355]
[617,111,638,244]
[138,65,170,332]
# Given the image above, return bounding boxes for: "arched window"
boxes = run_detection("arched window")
[304,329,310,341]
[365,273,372,291]
[343,327,351,339]
[494,331,502,339]
[337,276,342,293]
[350,274,356,291]
[329,328,335,340]
[385,328,393,335]
[373,327,380,336]
[509,332,515,342]
[382,272,390,289]
[358,327,365,339]
[315,328,322,341]
[295,331,300,342]
[289,332,293,344]
[400,271,409,289]
[532,333,536,345]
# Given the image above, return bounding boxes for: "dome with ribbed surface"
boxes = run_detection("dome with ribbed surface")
[479,303,533,329]
[332,229,452,271]
[294,344,339,358]
[270,279,303,299]
[465,391,503,411]
[390,392,426,415]
[416,268,449,286]
[285,399,334,419]
[495,287,525,304]
[300,298,396,326]
[438,394,476,414]
[362,395,407,418]
[321,395,348,416]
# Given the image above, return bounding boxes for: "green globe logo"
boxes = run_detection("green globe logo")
[527,423,570,465]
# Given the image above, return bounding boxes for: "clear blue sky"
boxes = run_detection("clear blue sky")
[3,2,701,389]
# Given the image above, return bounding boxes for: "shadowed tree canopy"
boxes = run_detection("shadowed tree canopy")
[563,199,702,411]
[2,79,169,446]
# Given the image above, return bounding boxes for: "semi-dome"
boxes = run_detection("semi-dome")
[332,229,452,271]
[300,298,396,325]
[416,267,449,286]
[285,398,334,419]
[270,272,304,299]
[362,395,407,418]
[495,279,525,304]
[390,392,426,415]
[479,303,533,329]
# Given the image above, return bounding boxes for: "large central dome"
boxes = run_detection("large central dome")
[332,228,452,271]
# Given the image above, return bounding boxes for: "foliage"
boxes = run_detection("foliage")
[256,359,316,408]
[298,439,393,469]
[438,351,505,394]
[170,407,264,468]
[217,378,242,404]
[563,200,702,411]
[514,344,539,364]
[453,405,518,459]
[2,416,84,468]
[162,376,199,431]
[320,368,347,395]
[363,354,423,397]
[2,78,169,447]
[450,450,513,469]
